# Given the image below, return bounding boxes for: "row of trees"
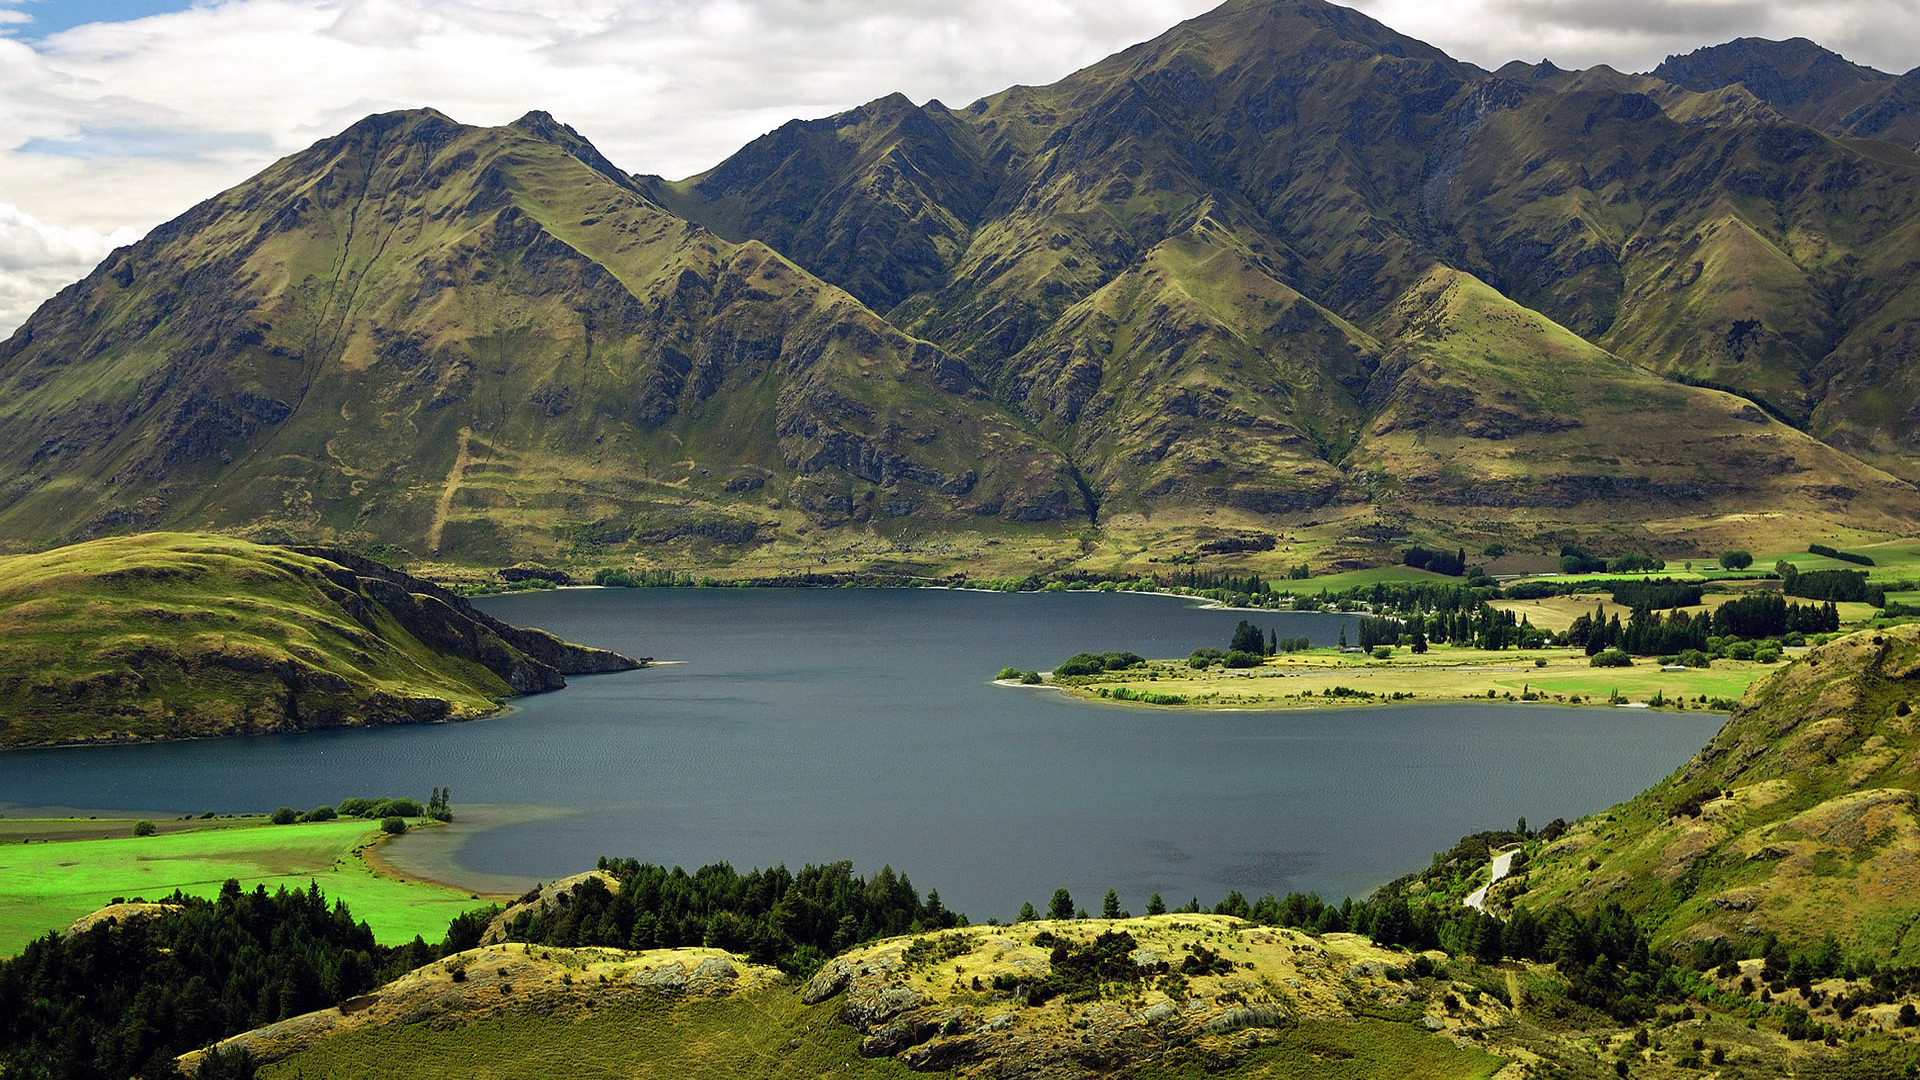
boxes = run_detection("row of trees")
[1568,597,1840,657]
[502,859,959,975]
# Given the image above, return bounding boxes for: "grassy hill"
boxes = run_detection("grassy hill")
[0,533,634,746]
[1513,623,1920,959]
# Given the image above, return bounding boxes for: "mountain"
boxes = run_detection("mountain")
[0,533,636,746]
[0,109,1080,566]
[651,0,1920,539]
[5,0,1920,569]
[1653,38,1920,149]
[1516,624,1920,960]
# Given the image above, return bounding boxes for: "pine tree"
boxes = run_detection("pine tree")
[1102,889,1121,919]
[1049,888,1075,920]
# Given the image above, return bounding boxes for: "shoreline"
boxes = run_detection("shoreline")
[359,802,572,900]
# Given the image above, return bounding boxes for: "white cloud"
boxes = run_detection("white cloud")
[0,202,141,334]
[1,0,1918,338]
[1345,0,1920,73]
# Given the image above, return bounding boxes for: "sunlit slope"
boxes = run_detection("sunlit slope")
[1350,268,1920,528]
[0,110,1080,560]
[1519,624,1920,960]
[0,533,632,746]
[656,0,1920,526]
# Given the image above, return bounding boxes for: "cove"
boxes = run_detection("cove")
[0,588,1721,921]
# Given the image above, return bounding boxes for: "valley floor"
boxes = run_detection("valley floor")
[0,812,496,955]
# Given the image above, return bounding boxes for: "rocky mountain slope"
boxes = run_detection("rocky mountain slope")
[1514,623,1920,960]
[5,0,1920,568]
[1653,37,1920,149]
[0,532,636,746]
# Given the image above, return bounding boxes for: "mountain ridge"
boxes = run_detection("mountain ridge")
[3,0,1919,569]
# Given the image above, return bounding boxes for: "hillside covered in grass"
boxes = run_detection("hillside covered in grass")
[1514,623,1920,959]
[2,0,1919,574]
[0,533,636,746]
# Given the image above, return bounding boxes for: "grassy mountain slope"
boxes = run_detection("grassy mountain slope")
[649,0,1920,537]
[1516,624,1920,959]
[0,532,634,746]
[5,0,1920,566]
[0,109,1081,562]
[1438,68,1920,475]
[1352,268,1919,529]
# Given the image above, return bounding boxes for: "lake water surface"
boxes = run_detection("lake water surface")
[0,588,1720,920]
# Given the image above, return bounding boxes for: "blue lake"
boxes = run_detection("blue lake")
[0,588,1719,921]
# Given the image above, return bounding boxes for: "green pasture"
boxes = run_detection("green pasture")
[0,817,487,955]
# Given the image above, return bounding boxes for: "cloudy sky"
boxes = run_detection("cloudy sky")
[2,0,1917,336]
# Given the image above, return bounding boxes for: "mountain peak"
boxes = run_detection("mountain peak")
[1653,36,1889,102]
[507,110,639,193]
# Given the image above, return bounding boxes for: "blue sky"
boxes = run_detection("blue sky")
[1,0,196,38]
[1,0,1917,337]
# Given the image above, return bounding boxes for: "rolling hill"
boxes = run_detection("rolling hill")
[0,533,636,746]
[1515,623,1920,960]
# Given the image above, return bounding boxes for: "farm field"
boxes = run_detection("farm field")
[0,815,489,955]
[1046,647,1781,711]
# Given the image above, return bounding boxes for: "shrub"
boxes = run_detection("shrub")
[132,820,157,837]
[1534,657,1547,667]
[1809,543,1874,567]
[269,807,299,825]
[1720,550,1753,570]
[1223,650,1263,668]
[1370,646,1392,660]
[1607,553,1665,573]
[1020,671,1042,685]
[1753,646,1782,664]
[1678,649,1712,668]
[1590,649,1633,668]
[303,806,337,822]
[380,817,407,835]
[997,667,1021,680]
[337,798,374,817]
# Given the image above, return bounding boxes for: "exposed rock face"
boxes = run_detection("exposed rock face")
[798,915,1493,1078]
[292,548,636,682]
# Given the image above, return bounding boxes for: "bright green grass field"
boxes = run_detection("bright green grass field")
[0,818,487,955]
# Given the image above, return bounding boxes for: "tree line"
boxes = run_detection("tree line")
[0,880,440,1080]
[500,859,960,976]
